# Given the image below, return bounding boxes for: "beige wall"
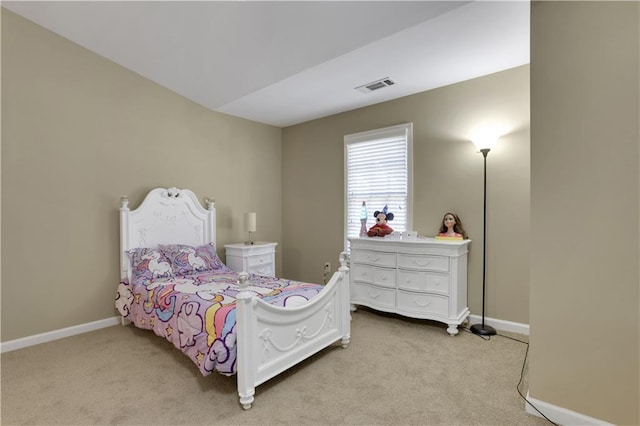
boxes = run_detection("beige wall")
[6,3,639,423]
[530,2,639,424]
[282,66,530,324]
[1,10,283,341]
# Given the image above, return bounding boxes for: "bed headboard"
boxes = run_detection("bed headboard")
[119,187,216,279]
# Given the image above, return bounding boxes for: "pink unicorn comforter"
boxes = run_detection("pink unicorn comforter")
[115,269,323,376]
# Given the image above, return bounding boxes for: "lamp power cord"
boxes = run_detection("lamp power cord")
[461,326,559,426]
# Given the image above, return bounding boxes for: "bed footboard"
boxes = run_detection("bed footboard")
[235,252,351,409]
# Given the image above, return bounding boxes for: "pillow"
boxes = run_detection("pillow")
[160,243,226,276]
[127,247,174,286]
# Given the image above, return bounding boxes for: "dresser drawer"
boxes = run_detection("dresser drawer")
[351,250,396,267]
[352,282,395,309]
[247,254,273,269]
[397,270,449,294]
[397,291,449,317]
[351,263,372,283]
[397,254,449,272]
[248,264,274,276]
[352,264,395,288]
[247,254,274,276]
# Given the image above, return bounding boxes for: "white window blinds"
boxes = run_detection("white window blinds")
[344,123,413,248]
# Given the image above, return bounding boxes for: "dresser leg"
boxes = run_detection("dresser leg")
[446,324,460,336]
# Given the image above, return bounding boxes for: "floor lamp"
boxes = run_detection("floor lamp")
[470,138,497,336]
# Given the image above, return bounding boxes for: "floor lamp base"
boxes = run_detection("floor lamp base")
[470,323,497,336]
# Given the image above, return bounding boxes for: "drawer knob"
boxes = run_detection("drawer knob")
[414,299,432,308]
[412,258,431,267]
[367,289,381,298]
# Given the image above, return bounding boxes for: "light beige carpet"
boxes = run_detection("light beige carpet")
[1,308,550,425]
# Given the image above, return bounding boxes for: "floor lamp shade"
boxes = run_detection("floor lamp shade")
[470,147,497,337]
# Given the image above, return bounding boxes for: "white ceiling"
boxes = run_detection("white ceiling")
[3,1,530,128]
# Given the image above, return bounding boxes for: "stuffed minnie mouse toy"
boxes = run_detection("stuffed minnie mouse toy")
[367,205,394,237]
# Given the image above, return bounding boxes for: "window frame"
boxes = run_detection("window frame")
[343,122,414,252]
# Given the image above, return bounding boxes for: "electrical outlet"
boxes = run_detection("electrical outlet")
[323,262,331,284]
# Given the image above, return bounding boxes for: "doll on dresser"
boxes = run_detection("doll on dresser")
[436,212,468,240]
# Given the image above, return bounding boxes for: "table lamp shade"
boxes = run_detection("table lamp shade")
[244,212,257,233]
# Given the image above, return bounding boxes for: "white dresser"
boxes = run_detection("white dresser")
[348,237,471,335]
[224,242,277,277]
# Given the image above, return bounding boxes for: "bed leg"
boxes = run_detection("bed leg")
[239,393,254,410]
[341,336,350,348]
[236,271,256,410]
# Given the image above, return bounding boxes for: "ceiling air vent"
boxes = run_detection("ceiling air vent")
[355,77,396,93]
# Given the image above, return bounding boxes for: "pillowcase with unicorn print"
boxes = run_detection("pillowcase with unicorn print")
[127,247,175,286]
[160,243,227,276]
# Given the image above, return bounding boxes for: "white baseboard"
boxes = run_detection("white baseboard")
[1,316,121,353]
[525,391,613,425]
[463,316,611,425]
[468,314,530,335]
[1,315,527,351]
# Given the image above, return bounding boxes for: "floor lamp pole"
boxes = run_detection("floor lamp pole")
[471,148,496,336]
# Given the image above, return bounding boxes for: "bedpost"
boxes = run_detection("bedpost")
[119,196,131,326]
[235,272,256,410]
[338,252,351,348]
[205,197,215,210]
[119,196,130,280]
[204,197,216,246]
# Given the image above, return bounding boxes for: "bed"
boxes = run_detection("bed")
[114,187,351,409]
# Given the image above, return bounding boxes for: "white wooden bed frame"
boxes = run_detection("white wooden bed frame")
[119,187,351,409]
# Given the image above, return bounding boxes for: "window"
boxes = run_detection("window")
[344,123,413,250]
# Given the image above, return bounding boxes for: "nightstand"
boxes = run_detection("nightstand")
[224,242,277,277]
